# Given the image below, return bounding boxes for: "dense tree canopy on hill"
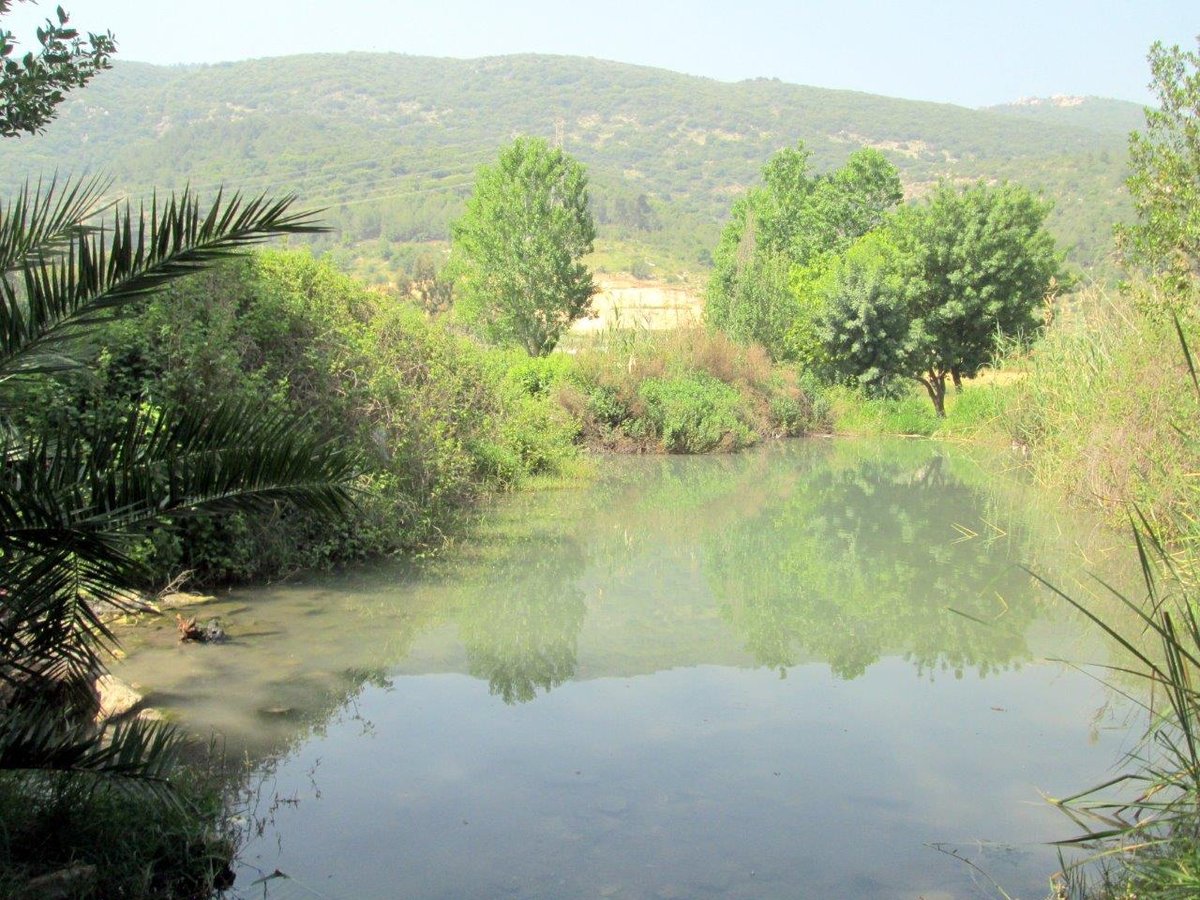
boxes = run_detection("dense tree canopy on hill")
[0,53,1137,279]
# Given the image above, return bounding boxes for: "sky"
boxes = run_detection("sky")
[3,0,1196,107]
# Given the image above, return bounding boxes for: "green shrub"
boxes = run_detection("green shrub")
[638,373,755,453]
[561,326,822,450]
[584,384,629,428]
[51,250,580,585]
[501,351,576,397]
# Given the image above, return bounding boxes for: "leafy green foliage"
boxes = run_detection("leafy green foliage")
[0,1,115,137]
[69,250,581,582]
[818,181,1062,415]
[706,248,797,357]
[0,181,360,900]
[559,327,823,452]
[1122,37,1200,299]
[814,228,917,393]
[706,144,902,359]
[451,136,596,355]
[637,373,754,454]
[0,54,1135,282]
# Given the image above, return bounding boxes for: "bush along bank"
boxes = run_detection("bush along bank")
[42,250,831,587]
[27,249,581,586]
[549,327,827,453]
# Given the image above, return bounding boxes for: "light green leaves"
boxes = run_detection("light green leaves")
[450,136,595,356]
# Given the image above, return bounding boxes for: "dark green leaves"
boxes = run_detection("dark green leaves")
[0,188,324,381]
[0,1,116,137]
[0,177,353,787]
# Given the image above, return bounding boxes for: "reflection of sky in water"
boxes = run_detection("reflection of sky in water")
[110,439,1139,899]
[234,664,1125,899]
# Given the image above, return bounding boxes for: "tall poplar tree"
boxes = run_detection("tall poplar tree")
[451,136,595,356]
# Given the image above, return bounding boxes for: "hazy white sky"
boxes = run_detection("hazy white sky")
[3,0,1196,106]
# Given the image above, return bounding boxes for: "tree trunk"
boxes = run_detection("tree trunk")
[951,368,963,393]
[919,373,947,418]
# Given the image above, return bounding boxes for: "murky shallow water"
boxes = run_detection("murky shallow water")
[113,439,1139,899]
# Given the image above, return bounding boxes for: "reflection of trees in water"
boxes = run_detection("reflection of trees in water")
[708,447,1042,679]
[457,532,588,703]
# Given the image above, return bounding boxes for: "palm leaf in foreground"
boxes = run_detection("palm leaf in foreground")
[0,187,325,380]
[0,174,110,273]
[1,399,360,727]
[0,182,352,790]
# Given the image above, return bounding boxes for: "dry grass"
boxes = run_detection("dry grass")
[562,326,821,452]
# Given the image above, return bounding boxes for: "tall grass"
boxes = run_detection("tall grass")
[0,755,238,898]
[1041,321,1200,898]
[1045,517,1200,899]
[999,288,1200,544]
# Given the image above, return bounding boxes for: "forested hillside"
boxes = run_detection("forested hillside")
[0,53,1136,280]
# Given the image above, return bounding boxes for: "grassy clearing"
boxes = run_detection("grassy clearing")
[823,378,1012,440]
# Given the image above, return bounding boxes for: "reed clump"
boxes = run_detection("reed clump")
[998,286,1200,545]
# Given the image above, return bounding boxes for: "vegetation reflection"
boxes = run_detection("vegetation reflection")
[458,530,588,704]
[707,443,1042,679]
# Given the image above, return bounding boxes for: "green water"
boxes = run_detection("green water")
[113,439,1137,899]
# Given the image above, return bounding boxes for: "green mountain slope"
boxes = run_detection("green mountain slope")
[0,53,1133,278]
[984,95,1147,137]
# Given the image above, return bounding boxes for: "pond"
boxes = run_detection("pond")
[112,438,1139,899]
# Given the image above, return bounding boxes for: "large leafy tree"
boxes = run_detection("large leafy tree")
[450,136,595,356]
[819,182,1062,416]
[814,229,919,397]
[706,143,902,359]
[1121,37,1200,297]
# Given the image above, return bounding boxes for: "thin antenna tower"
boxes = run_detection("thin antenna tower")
[554,117,565,149]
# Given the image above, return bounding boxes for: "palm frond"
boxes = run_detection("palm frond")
[0,399,359,704]
[0,704,181,786]
[0,399,359,540]
[0,189,326,379]
[0,174,111,273]
[0,179,352,792]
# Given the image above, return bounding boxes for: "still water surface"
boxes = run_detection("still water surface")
[113,439,1138,899]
